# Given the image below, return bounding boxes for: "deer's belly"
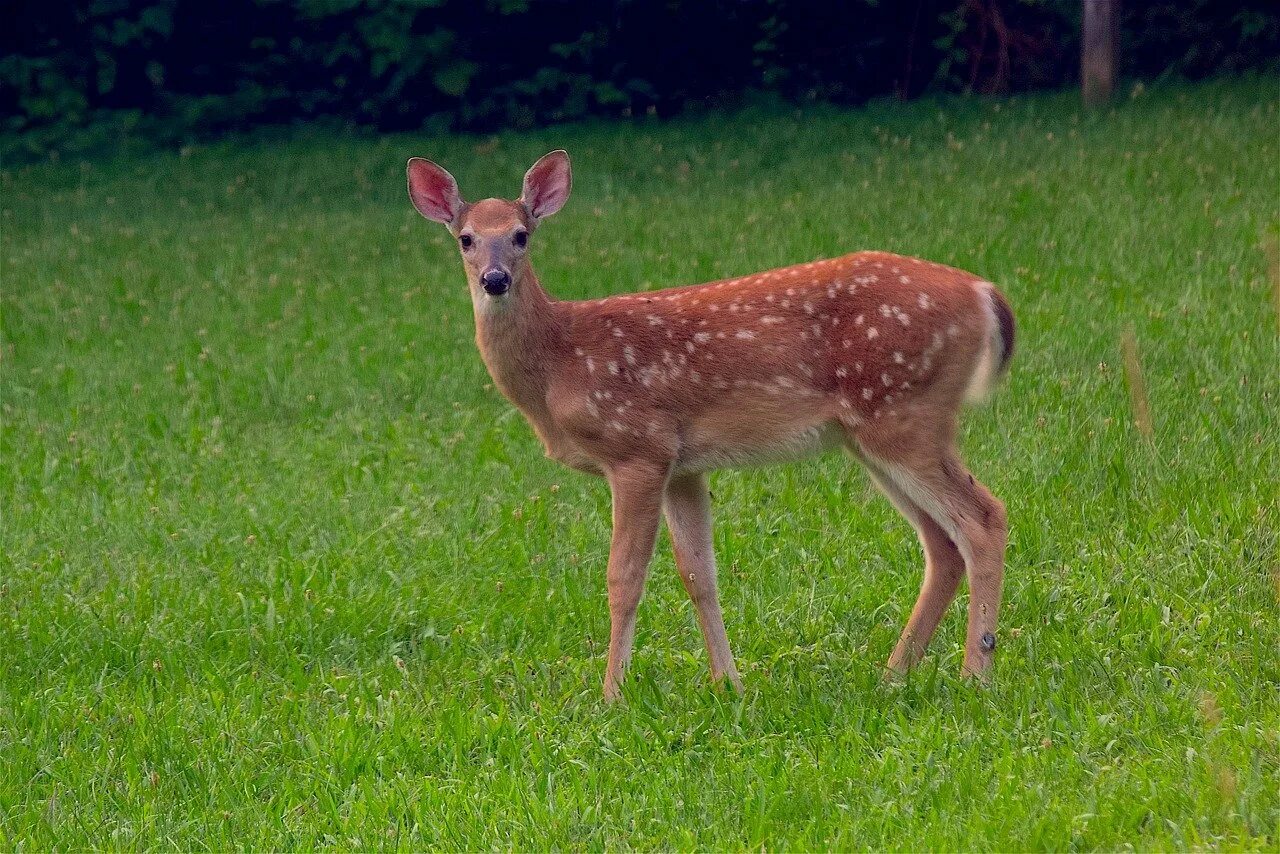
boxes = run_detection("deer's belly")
[675,418,844,474]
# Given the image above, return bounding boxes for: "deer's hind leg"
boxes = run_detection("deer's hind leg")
[862,464,967,674]
[844,420,1008,680]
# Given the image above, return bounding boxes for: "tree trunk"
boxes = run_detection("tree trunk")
[1082,0,1120,106]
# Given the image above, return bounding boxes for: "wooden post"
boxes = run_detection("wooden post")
[1082,0,1120,106]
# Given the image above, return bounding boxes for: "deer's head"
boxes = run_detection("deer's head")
[407,150,571,300]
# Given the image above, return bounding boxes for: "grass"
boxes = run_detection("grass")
[2,77,1278,850]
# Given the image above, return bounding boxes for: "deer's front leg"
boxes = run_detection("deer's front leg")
[664,473,742,692]
[602,461,668,702]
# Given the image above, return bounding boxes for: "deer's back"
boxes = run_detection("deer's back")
[551,251,1000,471]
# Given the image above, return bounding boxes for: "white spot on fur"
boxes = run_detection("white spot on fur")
[735,329,757,339]
[760,315,784,325]
[867,327,879,339]
[608,361,620,375]
[694,332,711,344]
[918,292,933,310]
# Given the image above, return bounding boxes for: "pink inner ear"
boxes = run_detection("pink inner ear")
[409,162,459,223]
[525,158,570,219]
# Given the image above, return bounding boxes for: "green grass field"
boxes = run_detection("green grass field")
[2,77,1278,849]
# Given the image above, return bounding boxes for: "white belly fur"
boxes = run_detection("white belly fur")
[675,420,845,475]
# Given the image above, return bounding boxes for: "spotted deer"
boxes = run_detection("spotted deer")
[407,150,1015,701]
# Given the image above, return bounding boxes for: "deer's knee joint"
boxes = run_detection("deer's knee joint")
[978,494,1007,537]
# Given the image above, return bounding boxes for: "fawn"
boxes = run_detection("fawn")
[407,150,1014,701]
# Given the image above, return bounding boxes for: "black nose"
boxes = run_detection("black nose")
[481,269,511,295]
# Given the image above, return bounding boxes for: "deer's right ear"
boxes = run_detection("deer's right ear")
[407,158,465,225]
[520,150,572,222]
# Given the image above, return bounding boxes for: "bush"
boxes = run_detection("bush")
[2,0,1277,160]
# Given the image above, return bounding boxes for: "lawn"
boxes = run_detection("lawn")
[2,77,1277,849]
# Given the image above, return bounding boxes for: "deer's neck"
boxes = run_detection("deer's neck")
[471,265,566,416]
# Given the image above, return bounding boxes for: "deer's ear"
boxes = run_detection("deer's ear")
[407,158,465,224]
[520,150,572,222]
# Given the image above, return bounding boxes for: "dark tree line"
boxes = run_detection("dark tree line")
[3,0,1277,158]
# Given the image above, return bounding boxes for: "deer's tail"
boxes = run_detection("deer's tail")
[964,282,1016,404]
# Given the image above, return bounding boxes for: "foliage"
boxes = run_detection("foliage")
[2,78,1278,848]
[1,0,1278,159]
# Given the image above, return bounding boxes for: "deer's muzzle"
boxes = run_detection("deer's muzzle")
[481,268,511,295]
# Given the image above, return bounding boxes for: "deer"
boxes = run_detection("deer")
[407,150,1014,702]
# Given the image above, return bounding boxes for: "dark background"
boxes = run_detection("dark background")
[3,0,1278,160]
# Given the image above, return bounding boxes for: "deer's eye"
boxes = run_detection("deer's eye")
[459,234,473,249]
[513,230,528,248]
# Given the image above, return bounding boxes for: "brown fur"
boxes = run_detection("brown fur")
[408,151,1014,700]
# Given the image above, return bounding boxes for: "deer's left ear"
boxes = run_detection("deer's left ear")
[408,158,465,225]
[520,150,572,222]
